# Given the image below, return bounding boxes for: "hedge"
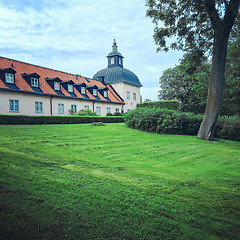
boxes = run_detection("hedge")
[137,100,179,111]
[0,115,124,125]
[124,108,240,141]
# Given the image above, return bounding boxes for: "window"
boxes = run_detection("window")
[68,84,73,92]
[119,58,122,65]
[107,107,111,113]
[81,87,86,94]
[9,99,19,112]
[71,104,77,114]
[35,102,43,113]
[96,106,101,115]
[103,91,108,98]
[115,108,119,112]
[5,73,14,83]
[58,103,64,114]
[31,78,38,87]
[127,109,131,112]
[133,93,136,101]
[111,58,115,64]
[54,82,60,90]
[84,105,89,110]
[127,91,130,100]
[93,89,97,96]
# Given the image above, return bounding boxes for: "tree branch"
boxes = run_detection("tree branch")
[224,0,240,33]
[203,0,222,30]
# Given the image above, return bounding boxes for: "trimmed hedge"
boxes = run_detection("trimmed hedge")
[124,108,240,141]
[137,100,179,111]
[0,115,124,125]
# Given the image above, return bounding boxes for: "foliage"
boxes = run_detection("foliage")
[137,100,179,111]
[106,112,113,116]
[158,20,240,116]
[158,53,210,113]
[124,108,240,141]
[221,14,240,116]
[0,114,124,125]
[68,108,75,115]
[146,0,239,54]
[113,112,123,116]
[146,0,240,140]
[0,124,240,239]
[143,98,152,103]
[78,109,97,116]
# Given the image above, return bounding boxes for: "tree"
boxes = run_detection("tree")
[159,53,210,114]
[144,98,152,103]
[221,14,240,116]
[146,0,240,140]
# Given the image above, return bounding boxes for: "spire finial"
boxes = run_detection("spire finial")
[112,39,118,52]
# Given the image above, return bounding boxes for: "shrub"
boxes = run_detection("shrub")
[78,109,97,116]
[0,115,124,125]
[69,109,75,115]
[216,116,240,141]
[106,113,113,116]
[137,100,179,111]
[124,108,240,141]
[113,112,123,116]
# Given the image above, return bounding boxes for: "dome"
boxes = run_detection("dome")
[93,66,142,87]
[93,39,142,87]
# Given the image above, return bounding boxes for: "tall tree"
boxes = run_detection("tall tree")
[146,0,239,140]
[159,53,210,114]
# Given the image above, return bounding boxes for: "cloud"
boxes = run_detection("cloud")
[0,0,183,101]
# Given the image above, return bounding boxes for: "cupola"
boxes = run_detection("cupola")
[107,39,124,68]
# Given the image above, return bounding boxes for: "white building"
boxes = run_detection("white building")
[0,40,142,116]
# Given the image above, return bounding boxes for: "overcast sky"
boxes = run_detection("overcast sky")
[0,0,183,101]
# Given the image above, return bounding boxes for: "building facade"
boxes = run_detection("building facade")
[0,41,141,116]
[93,40,142,113]
[0,56,124,116]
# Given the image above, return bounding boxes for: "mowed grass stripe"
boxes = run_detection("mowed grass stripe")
[0,123,239,239]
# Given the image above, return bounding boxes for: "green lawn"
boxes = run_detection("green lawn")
[0,123,239,240]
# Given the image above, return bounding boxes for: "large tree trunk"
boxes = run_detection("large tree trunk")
[197,31,229,141]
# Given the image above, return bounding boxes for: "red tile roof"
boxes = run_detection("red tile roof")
[0,56,124,104]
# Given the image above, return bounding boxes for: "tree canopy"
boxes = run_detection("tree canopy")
[159,53,210,114]
[146,0,239,54]
[146,0,239,140]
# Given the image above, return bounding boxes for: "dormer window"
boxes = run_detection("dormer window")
[103,90,108,98]
[5,73,14,83]
[31,77,38,87]
[68,84,73,92]
[81,86,86,94]
[54,82,60,90]
[93,89,97,96]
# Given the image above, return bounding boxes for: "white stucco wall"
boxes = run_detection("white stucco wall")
[0,91,124,116]
[110,82,141,112]
[0,91,51,115]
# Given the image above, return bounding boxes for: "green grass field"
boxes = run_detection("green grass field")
[0,123,239,239]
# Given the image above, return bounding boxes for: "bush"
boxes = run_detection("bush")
[113,112,123,116]
[0,115,124,125]
[124,108,240,141]
[78,109,97,116]
[106,113,113,116]
[137,100,179,111]
[216,116,240,141]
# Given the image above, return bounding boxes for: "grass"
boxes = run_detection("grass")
[0,123,239,240]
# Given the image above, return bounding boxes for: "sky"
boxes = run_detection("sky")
[0,0,183,101]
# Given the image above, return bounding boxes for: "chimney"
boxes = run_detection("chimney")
[98,76,105,84]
